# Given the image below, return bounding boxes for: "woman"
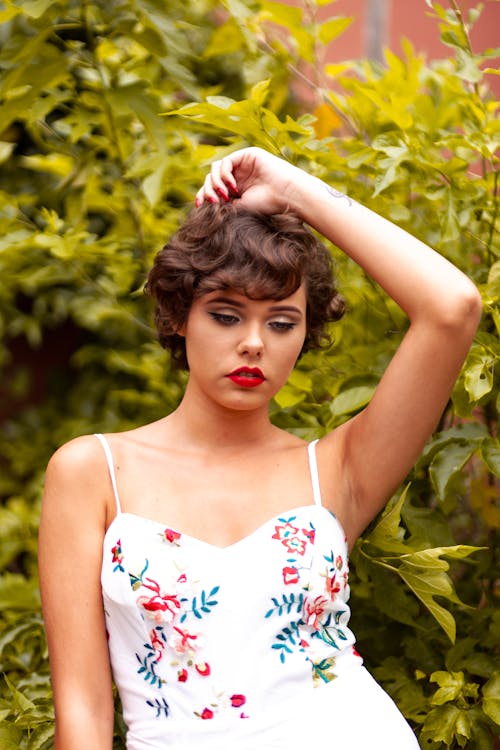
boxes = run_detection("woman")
[39,147,482,750]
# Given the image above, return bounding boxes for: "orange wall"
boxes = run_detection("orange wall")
[303,0,500,96]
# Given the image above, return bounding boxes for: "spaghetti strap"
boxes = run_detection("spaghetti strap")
[94,433,122,515]
[307,439,322,507]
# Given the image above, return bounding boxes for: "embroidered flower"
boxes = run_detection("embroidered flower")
[111,540,124,572]
[326,573,342,598]
[304,595,328,630]
[177,668,188,682]
[282,566,300,585]
[201,708,214,720]
[195,661,211,676]
[136,578,181,623]
[282,536,306,556]
[161,528,181,545]
[272,521,299,541]
[335,554,343,570]
[230,694,246,708]
[169,626,199,654]
[302,527,316,544]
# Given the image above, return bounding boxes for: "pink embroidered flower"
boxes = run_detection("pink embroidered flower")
[201,708,214,720]
[178,668,188,682]
[304,595,328,630]
[272,521,299,541]
[162,528,181,544]
[300,639,309,648]
[169,626,198,654]
[282,536,306,555]
[137,578,181,623]
[230,694,246,708]
[282,566,300,585]
[177,573,187,584]
[195,662,211,676]
[335,554,344,570]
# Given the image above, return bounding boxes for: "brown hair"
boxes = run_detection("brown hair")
[145,202,345,369]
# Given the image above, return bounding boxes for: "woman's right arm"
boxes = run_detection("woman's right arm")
[39,437,115,750]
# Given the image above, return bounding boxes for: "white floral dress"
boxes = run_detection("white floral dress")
[97,434,419,750]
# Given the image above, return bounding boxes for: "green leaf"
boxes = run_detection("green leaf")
[318,17,353,45]
[482,672,500,726]
[330,385,376,417]
[429,442,477,500]
[430,670,465,705]
[481,438,500,477]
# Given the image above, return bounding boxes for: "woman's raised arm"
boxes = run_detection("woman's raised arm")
[198,147,483,545]
[39,437,115,750]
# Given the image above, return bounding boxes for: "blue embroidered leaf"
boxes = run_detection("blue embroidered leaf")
[179,612,187,623]
[146,697,170,718]
[210,586,220,597]
[335,610,346,624]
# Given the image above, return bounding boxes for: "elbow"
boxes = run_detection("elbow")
[442,282,482,337]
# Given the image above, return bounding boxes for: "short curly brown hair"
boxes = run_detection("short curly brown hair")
[145,202,345,369]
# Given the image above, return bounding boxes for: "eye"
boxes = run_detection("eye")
[269,321,297,332]
[209,312,239,326]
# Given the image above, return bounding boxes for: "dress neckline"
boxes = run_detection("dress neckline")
[105,504,345,553]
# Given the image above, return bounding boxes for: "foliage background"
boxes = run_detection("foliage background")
[0,0,498,748]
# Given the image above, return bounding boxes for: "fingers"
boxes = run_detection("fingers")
[195,156,239,207]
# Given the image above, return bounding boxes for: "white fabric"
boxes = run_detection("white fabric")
[97,434,419,749]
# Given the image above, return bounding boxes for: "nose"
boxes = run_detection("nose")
[237,322,264,358]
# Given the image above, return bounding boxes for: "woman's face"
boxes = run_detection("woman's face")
[182,286,307,411]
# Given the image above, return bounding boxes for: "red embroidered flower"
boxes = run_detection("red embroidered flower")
[302,527,315,544]
[178,668,188,682]
[195,662,211,676]
[170,626,198,654]
[282,566,300,585]
[111,540,124,571]
[137,578,182,623]
[304,595,328,630]
[201,708,214,720]
[162,528,181,544]
[326,573,341,597]
[282,536,306,555]
[230,694,246,708]
[335,554,344,570]
[272,521,299,541]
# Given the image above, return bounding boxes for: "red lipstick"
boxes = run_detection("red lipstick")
[226,367,265,388]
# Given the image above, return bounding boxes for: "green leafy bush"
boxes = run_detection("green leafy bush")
[0,1,498,748]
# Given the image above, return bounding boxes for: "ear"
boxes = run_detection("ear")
[175,319,187,337]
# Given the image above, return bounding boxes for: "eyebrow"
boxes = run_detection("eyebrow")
[206,296,303,315]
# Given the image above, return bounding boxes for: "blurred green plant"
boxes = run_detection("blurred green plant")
[0,0,498,748]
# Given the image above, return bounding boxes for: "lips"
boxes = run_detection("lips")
[226,367,265,388]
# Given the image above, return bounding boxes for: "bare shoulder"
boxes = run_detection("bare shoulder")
[43,434,113,525]
[46,433,106,482]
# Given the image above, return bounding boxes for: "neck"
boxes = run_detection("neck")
[167,381,277,450]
